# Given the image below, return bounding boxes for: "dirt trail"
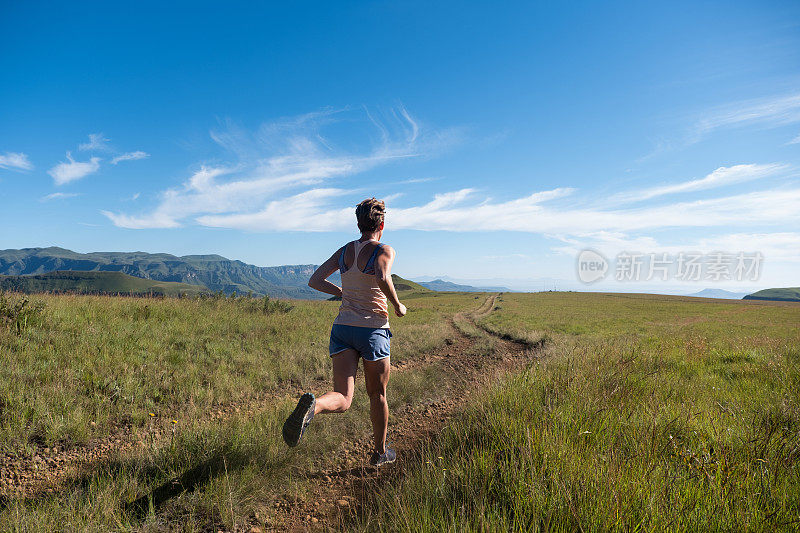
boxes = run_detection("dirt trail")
[0,293,541,532]
[269,293,542,531]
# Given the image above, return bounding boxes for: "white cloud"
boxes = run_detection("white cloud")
[788,133,800,145]
[79,133,111,152]
[399,177,441,184]
[613,163,788,203]
[48,152,101,185]
[192,181,800,248]
[101,210,182,229]
[696,92,800,136]
[197,188,353,231]
[40,192,80,202]
[103,107,461,229]
[0,151,33,171]
[698,232,800,262]
[98,107,799,269]
[552,231,800,265]
[111,151,150,164]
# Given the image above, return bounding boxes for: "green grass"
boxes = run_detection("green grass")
[357,292,800,531]
[744,287,800,302]
[0,290,475,453]
[4,290,799,531]
[0,289,484,531]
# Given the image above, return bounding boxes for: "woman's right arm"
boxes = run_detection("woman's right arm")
[308,248,343,298]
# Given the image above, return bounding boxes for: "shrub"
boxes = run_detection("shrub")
[0,291,45,334]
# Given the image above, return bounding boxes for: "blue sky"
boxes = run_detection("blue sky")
[1,1,799,290]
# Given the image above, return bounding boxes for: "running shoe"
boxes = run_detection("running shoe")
[369,444,397,466]
[282,392,316,447]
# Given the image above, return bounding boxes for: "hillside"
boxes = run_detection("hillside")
[0,247,334,299]
[743,287,800,302]
[0,271,207,296]
[418,278,509,292]
[391,274,432,293]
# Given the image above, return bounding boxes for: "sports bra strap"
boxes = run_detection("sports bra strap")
[338,246,346,272]
[363,242,384,272]
[341,239,381,273]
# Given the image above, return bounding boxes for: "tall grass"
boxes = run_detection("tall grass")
[0,292,474,453]
[358,293,800,531]
[0,291,483,531]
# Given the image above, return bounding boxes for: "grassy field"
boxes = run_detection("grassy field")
[358,293,800,531]
[1,290,798,531]
[0,288,485,531]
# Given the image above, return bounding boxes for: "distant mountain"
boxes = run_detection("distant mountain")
[418,278,509,292]
[743,287,800,302]
[687,288,749,300]
[0,247,335,299]
[0,271,207,297]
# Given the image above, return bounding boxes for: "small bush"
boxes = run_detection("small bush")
[0,291,45,334]
[253,295,293,314]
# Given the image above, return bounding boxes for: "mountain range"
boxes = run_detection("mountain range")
[2,248,796,302]
[0,271,207,297]
[417,278,510,292]
[0,247,332,299]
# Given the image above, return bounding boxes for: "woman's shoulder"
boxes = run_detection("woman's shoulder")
[375,242,395,255]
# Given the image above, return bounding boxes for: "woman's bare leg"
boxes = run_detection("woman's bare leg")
[315,348,359,414]
[364,357,391,454]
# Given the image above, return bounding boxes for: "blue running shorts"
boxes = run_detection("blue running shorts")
[329,324,392,361]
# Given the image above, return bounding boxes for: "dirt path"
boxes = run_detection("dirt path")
[267,293,542,531]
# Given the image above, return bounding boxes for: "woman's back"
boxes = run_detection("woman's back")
[333,239,389,328]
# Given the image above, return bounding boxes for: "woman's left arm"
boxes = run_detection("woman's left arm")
[308,248,343,297]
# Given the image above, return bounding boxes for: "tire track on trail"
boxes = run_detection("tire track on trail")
[270,293,545,532]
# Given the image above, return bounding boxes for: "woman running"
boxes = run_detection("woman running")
[282,197,406,466]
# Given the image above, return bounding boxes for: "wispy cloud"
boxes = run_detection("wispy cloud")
[194,180,800,239]
[398,177,441,184]
[0,151,33,171]
[552,231,800,264]
[79,133,111,152]
[103,107,462,229]
[40,192,80,202]
[788,133,800,145]
[98,108,799,267]
[695,92,800,137]
[48,152,101,185]
[612,163,788,203]
[111,151,149,164]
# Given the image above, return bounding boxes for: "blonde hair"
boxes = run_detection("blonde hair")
[355,197,385,233]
